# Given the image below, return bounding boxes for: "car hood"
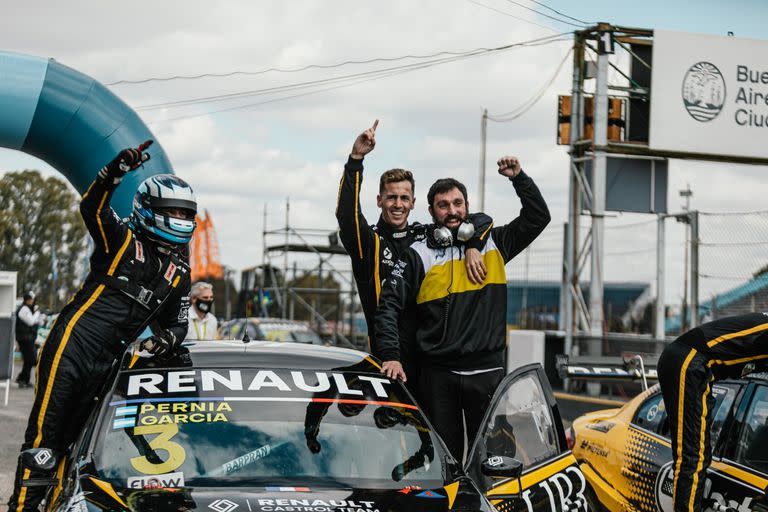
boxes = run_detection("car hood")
[73,476,495,512]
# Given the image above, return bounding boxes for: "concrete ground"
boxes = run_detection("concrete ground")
[0,373,35,512]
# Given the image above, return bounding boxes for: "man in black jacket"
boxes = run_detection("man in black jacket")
[374,156,550,460]
[9,143,195,512]
[14,291,41,388]
[658,313,768,512]
[336,120,493,365]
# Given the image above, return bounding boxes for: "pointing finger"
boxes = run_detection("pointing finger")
[372,119,379,133]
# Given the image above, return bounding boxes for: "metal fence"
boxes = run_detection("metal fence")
[698,210,768,321]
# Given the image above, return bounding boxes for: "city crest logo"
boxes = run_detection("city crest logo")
[682,61,726,122]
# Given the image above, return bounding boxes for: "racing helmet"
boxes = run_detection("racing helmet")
[131,174,197,246]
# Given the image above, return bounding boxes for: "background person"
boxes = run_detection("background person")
[374,156,550,460]
[14,291,42,389]
[8,143,195,512]
[658,313,768,512]
[186,281,217,340]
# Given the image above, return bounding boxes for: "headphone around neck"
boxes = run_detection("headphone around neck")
[431,221,475,248]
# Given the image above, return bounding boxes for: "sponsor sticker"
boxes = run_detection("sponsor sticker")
[164,262,177,282]
[135,241,144,262]
[127,471,185,489]
[416,490,444,499]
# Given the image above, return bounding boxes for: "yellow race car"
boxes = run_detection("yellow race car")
[563,357,768,512]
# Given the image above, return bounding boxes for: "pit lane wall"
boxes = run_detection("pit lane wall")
[0,51,173,216]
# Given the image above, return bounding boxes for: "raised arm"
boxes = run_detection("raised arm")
[80,142,152,255]
[335,121,379,280]
[491,156,551,263]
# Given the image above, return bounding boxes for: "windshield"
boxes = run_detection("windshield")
[94,368,445,489]
[258,322,322,344]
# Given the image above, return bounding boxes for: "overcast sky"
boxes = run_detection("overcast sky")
[2,0,767,307]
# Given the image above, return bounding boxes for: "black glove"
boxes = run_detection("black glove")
[140,329,176,357]
[97,140,153,184]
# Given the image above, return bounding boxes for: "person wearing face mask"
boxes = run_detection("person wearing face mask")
[186,281,218,340]
[374,156,550,460]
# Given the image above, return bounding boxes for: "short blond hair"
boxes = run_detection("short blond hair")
[379,168,415,195]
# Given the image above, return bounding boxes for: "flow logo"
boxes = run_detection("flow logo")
[682,61,726,122]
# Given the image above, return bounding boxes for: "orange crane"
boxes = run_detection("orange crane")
[189,209,224,281]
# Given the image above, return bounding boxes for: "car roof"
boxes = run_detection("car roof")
[120,340,380,372]
[744,371,768,383]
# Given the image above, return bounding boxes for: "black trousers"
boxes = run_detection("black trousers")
[417,366,503,462]
[15,337,37,384]
[8,321,117,512]
[658,325,768,512]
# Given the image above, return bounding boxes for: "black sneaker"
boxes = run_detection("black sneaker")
[17,382,32,389]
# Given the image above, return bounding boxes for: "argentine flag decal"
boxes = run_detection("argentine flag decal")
[113,417,136,429]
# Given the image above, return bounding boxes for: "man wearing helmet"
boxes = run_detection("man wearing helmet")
[9,142,196,512]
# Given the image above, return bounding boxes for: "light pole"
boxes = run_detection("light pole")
[680,184,693,330]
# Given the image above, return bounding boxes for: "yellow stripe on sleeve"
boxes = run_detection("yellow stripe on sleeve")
[96,191,110,254]
[354,172,363,259]
[707,322,768,348]
[108,230,132,276]
[374,235,381,303]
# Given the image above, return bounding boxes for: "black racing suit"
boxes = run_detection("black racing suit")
[374,171,550,458]
[9,173,191,512]
[658,313,768,512]
[335,155,493,362]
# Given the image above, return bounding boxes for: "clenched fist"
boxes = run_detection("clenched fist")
[497,155,522,179]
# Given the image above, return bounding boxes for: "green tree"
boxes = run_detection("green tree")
[0,170,87,311]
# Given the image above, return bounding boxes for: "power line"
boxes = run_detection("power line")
[147,58,455,125]
[108,37,559,86]
[501,0,586,28]
[137,33,571,113]
[487,46,572,122]
[526,0,592,25]
[463,0,558,32]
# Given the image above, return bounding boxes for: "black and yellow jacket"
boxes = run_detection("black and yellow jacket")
[374,171,550,371]
[335,156,492,356]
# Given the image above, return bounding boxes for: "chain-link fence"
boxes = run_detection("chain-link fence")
[506,215,663,333]
[698,210,768,321]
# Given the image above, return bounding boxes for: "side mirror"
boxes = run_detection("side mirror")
[481,455,523,479]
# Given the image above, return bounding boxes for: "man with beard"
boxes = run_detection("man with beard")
[336,120,493,371]
[374,156,550,460]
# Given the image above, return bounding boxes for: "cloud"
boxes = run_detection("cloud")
[2,0,768,305]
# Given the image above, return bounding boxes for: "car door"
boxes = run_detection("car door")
[710,381,768,512]
[465,363,591,511]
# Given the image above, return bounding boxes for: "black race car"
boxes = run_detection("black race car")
[24,341,593,511]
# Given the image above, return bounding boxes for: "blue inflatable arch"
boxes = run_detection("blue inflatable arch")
[0,51,173,217]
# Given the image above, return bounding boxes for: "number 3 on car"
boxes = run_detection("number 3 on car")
[130,423,186,474]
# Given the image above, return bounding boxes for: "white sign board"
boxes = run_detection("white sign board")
[650,30,768,159]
